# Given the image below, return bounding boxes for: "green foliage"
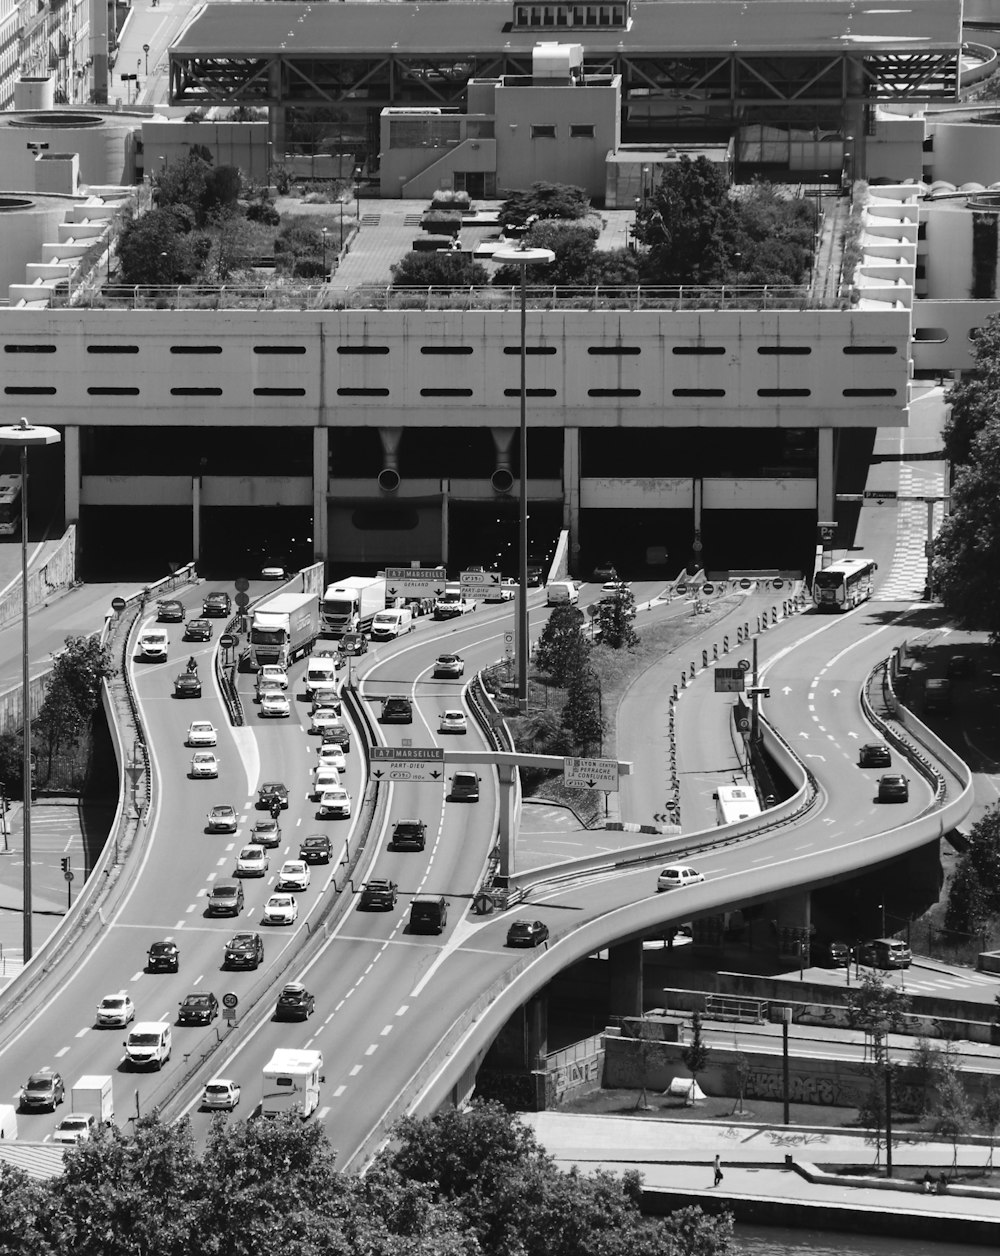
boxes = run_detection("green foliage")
[117,208,202,285]
[499,182,591,231]
[845,970,911,1059]
[944,856,989,937]
[943,315,1000,466]
[932,1050,976,1171]
[153,153,212,223]
[420,209,462,236]
[534,605,589,685]
[680,1011,710,1103]
[965,805,1000,910]
[909,1037,947,1116]
[945,806,1000,934]
[391,250,490,287]
[35,635,114,785]
[728,182,818,285]
[430,189,472,212]
[978,1078,1000,1169]
[493,220,639,288]
[561,664,604,752]
[598,585,639,650]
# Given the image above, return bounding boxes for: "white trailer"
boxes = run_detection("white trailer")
[321,576,386,636]
[261,1048,324,1119]
[71,1075,114,1124]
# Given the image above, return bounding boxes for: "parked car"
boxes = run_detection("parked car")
[506,919,550,948]
[439,709,467,734]
[274,983,315,1021]
[187,720,217,747]
[262,893,299,925]
[147,940,179,973]
[656,864,705,891]
[299,833,333,863]
[157,599,185,623]
[95,993,135,1027]
[201,1078,240,1110]
[190,751,219,779]
[19,1071,65,1111]
[178,992,219,1025]
[207,805,238,833]
[223,932,264,969]
[359,879,398,910]
[877,773,910,802]
[276,860,311,891]
[858,742,891,768]
[433,653,465,678]
[257,781,289,810]
[235,844,269,877]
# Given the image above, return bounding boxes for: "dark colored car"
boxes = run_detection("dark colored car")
[526,565,544,588]
[273,983,315,1021]
[450,771,480,802]
[207,882,245,916]
[321,723,351,753]
[591,561,618,582]
[381,696,413,724]
[257,781,289,810]
[157,599,185,623]
[947,654,974,679]
[173,672,202,698]
[184,618,213,642]
[20,1071,65,1111]
[877,773,909,802]
[299,833,333,864]
[178,992,219,1025]
[858,742,891,768]
[147,940,180,972]
[202,591,232,617]
[391,818,426,851]
[340,631,368,656]
[251,817,281,848]
[822,940,852,967]
[360,879,398,910]
[223,932,264,970]
[506,919,550,948]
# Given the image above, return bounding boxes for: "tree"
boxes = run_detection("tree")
[390,250,490,287]
[34,635,114,784]
[942,315,1000,466]
[932,1049,976,1175]
[153,152,212,221]
[598,585,639,650]
[561,663,604,752]
[680,1010,710,1105]
[909,1037,947,1117]
[633,157,738,285]
[498,182,591,231]
[979,1077,1000,1170]
[117,208,201,285]
[965,805,1000,914]
[847,971,910,1167]
[944,855,989,938]
[534,604,589,686]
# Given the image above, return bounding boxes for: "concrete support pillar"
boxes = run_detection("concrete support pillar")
[441,479,449,566]
[772,891,812,965]
[563,427,580,572]
[692,477,704,569]
[63,425,80,523]
[487,995,548,1070]
[312,427,328,567]
[192,476,201,564]
[496,760,517,882]
[817,428,835,524]
[608,938,643,1018]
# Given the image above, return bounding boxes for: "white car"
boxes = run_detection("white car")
[600,580,632,600]
[484,579,516,603]
[258,665,288,690]
[318,787,352,818]
[315,744,346,773]
[201,1078,241,1111]
[262,893,298,925]
[190,751,219,779]
[312,765,341,799]
[276,859,311,891]
[52,1113,97,1144]
[310,708,343,736]
[187,720,217,747]
[95,993,135,1027]
[656,864,705,891]
[439,709,468,734]
[235,844,269,877]
[260,691,291,718]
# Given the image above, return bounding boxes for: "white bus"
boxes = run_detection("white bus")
[714,784,762,827]
[0,474,22,536]
[812,557,878,611]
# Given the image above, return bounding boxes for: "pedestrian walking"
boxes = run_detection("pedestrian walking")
[713,1154,724,1187]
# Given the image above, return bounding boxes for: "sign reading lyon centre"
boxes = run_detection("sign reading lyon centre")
[385,566,447,599]
[714,667,747,693]
[564,756,620,792]
[371,745,444,783]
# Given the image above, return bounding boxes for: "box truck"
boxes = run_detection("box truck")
[249,593,319,670]
[71,1075,114,1124]
[321,576,387,637]
[261,1048,324,1119]
[0,1103,17,1139]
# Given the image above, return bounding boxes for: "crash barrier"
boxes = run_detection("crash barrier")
[0,524,77,631]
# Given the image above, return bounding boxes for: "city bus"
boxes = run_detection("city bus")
[0,475,22,537]
[811,557,878,611]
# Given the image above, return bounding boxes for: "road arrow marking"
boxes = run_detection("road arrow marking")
[847,731,858,739]
[830,688,841,696]
[782,686,792,695]
[798,732,810,739]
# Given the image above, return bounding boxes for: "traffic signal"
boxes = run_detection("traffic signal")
[60,857,70,873]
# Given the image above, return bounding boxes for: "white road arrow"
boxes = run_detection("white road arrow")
[805,754,827,762]
[782,686,792,695]
[798,732,810,739]
[847,731,859,739]
[830,688,841,696]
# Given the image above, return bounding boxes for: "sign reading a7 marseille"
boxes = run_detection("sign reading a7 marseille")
[370,746,444,783]
[385,566,447,599]
[564,756,620,792]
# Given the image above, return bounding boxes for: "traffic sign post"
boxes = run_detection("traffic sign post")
[563,756,620,792]
[714,667,746,693]
[222,992,238,1023]
[863,489,898,506]
[370,746,445,783]
[385,566,447,600]
[459,570,501,598]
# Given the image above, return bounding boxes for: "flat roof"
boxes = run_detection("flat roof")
[175,0,963,59]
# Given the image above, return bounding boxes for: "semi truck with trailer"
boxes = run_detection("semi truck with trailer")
[248,593,319,670]
[321,576,387,637]
[261,1048,324,1119]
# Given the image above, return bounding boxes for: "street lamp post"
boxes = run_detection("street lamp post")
[0,419,61,964]
[321,227,329,275]
[143,43,149,74]
[492,241,554,712]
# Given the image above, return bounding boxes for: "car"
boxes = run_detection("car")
[391,818,427,851]
[262,893,299,925]
[52,1113,97,1144]
[310,690,342,717]
[319,787,352,818]
[947,654,974,679]
[656,864,705,891]
[250,817,281,848]
[823,940,852,968]
[434,653,465,678]
[877,773,910,802]
[207,805,238,833]
[320,722,352,753]
[256,679,284,705]
[183,618,213,642]
[315,744,347,773]
[859,937,913,969]
[600,580,632,600]
[381,695,413,723]
[858,742,891,768]
[258,664,288,690]
[439,709,468,734]
[310,708,345,735]
[299,833,333,863]
[223,932,264,969]
[95,993,135,1027]
[592,560,618,581]
[202,591,232,618]
[484,579,516,603]
[340,631,368,655]
[187,720,217,747]
[235,844,269,877]
[19,1071,64,1111]
[506,919,550,948]
[274,982,315,1021]
[207,882,245,916]
[312,765,342,799]
[157,599,185,623]
[450,771,480,802]
[276,859,311,891]
[173,672,202,699]
[261,691,291,718]
[261,560,288,580]
[257,781,289,810]
[190,751,219,779]
[201,1078,241,1110]
[147,940,179,972]
[178,991,219,1025]
[359,879,398,910]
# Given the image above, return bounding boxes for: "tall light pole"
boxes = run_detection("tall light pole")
[0,419,61,964]
[321,227,329,275]
[492,240,554,712]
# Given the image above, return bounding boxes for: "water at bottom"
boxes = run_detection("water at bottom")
[736,1226,984,1256]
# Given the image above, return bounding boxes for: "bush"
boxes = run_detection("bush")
[430,190,472,212]
[499,182,591,230]
[421,209,463,236]
[391,250,490,287]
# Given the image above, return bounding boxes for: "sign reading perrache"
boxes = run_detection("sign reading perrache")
[563,756,620,792]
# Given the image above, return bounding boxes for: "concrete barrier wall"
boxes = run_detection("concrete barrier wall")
[0,525,76,630]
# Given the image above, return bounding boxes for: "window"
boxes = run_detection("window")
[588,388,641,397]
[757,388,811,397]
[530,125,556,139]
[87,345,139,354]
[672,388,725,397]
[337,345,389,355]
[503,345,556,355]
[88,387,140,395]
[5,344,56,353]
[842,345,898,355]
[170,345,222,355]
[570,124,595,138]
[421,346,474,355]
[757,346,811,356]
[337,387,390,396]
[4,386,55,394]
[254,387,307,396]
[504,387,557,397]
[842,388,897,397]
[420,388,473,396]
[672,345,725,356]
[254,345,307,355]
[171,387,223,396]
[588,346,640,356]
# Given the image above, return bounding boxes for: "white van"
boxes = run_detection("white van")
[304,656,340,699]
[370,607,414,640]
[139,628,169,661]
[0,1103,17,1139]
[123,1021,172,1070]
[546,580,579,607]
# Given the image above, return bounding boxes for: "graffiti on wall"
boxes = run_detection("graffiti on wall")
[551,1054,602,1104]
